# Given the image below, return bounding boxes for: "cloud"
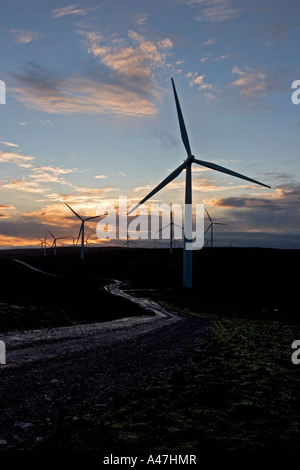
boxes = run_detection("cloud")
[0,203,15,219]
[177,0,241,22]
[0,141,19,147]
[133,184,155,193]
[208,183,300,232]
[0,234,38,247]
[29,165,76,184]
[200,53,230,63]
[80,29,173,85]
[10,29,44,44]
[186,72,219,99]
[51,5,98,18]
[95,174,108,179]
[202,38,217,45]
[2,178,46,193]
[231,66,268,100]
[131,13,150,27]
[0,150,35,167]
[12,64,160,117]
[19,121,31,126]
[24,201,104,228]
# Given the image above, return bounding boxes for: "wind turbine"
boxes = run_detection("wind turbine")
[85,233,91,254]
[129,78,270,288]
[37,238,45,255]
[48,230,67,255]
[65,203,102,259]
[157,207,183,254]
[38,232,50,256]
[70,234,78,246]
[205,209,227,248]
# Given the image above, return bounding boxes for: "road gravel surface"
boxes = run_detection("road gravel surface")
[0,277,208,450]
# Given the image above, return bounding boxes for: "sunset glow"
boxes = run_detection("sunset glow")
[1,0,300,249]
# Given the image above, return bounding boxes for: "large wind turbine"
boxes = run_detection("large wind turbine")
[129,78,270,288]
[65,203,102,259]
[48,230,67,255]
[205,209,227,248]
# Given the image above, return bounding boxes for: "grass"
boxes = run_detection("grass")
[1,247,300,451]
[0,256,151,332]
[39,306,300,452]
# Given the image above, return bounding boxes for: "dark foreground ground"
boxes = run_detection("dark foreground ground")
[0,246,299,458]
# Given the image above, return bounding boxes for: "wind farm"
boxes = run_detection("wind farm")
[205,209,227,248]
[2,0,300,459]
[129,79,270,288]
[64,203,103,260]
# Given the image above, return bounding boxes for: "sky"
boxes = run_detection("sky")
[1,0,300,249]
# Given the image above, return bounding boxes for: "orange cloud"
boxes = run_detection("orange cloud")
[2,178,46,193]
[0,203,15,219]
[231,66,267,99]
[82,29,173,82]
[0,150,35,167]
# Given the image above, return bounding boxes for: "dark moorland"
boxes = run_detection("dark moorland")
[0,246,300,453]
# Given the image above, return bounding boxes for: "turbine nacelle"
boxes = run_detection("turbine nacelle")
[130,78,271,287]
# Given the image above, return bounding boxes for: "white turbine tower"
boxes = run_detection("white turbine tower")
[48,230,67,255]
[129,78,270,288]
[65,203,102,259]
[205,209,227,248]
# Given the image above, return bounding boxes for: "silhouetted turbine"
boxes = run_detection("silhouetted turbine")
[48,230,67,255]
[65,203,102,259]
[129,78,270,288]
[157,209,183,254]
[204,209,227,248]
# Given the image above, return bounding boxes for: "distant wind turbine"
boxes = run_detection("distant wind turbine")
[37,232,51,256]
[37,238,45,255]
[48,230,67,255]
[85,233,91,254]
[157,208,183,254]
[204,209,227,248]
[70,234,78,246]
[129,78,270,288]
[65,203,102,259]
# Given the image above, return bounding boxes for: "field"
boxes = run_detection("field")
[0,246,300,453]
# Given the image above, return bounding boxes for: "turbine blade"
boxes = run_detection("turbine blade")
[205,208,212,223]
[128,162,186,214]
[77,223,83,243]
[65,202,83,220]
[47,230,55,239]
[194,158,271,188]
[171,78,192,157]
[85,214,102,221]
[157,224,170,233]
[204,224,212,234]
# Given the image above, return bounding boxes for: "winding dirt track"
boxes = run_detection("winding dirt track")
[0,272,208,450]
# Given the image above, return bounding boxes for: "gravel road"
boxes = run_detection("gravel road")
[0,279,208,450]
